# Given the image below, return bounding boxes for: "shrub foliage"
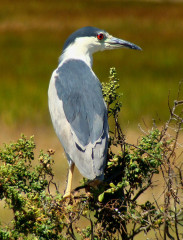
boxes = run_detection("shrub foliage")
[0,68,183,239]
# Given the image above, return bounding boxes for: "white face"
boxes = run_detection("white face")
[72,32,113,54]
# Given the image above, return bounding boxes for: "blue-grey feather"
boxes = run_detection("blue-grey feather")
[63,26,106,51]
[55,59,107,146]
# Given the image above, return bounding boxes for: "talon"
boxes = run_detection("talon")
[63,192,72,198]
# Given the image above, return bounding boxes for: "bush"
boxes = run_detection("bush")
[0,68,183,239]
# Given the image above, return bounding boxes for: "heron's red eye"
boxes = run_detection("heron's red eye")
[97,33,104,40]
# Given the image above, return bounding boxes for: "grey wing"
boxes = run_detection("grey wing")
[55,59,108,147]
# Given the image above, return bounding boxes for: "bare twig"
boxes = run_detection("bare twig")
[132,179,152,202]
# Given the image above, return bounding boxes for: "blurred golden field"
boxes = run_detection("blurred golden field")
[1,1,183,238]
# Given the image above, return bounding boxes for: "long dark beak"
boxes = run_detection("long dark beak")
[107,37,142,51]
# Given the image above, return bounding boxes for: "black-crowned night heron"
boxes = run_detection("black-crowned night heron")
[48,26,141,198]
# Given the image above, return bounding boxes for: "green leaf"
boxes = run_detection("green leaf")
[98,192,105,202]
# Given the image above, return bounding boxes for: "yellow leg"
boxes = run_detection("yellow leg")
[63,163,75,198]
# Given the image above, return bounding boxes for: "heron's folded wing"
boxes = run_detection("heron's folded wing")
[55,59,107,147]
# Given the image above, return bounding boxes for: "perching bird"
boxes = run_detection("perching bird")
[48,26,141,197]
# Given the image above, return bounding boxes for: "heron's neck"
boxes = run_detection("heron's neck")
[59,44,93,68]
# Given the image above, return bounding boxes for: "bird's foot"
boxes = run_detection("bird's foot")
[63,191,72,199]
